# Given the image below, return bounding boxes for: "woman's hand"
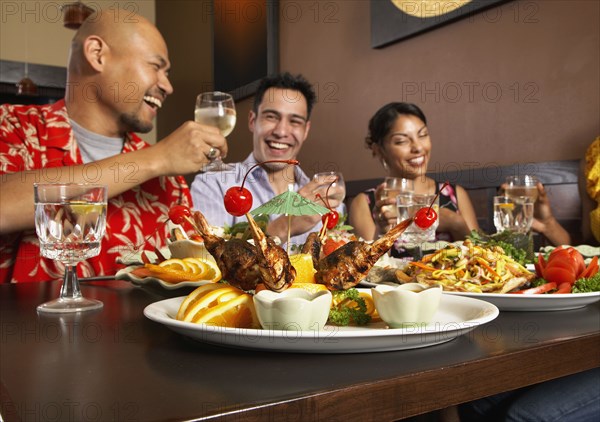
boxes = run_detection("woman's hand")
[437,208,470,239]
[373,184,398,234]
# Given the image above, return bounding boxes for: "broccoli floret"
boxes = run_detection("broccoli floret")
[328,288,371,326]
[572,274,600,293]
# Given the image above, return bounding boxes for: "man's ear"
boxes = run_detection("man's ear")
[303,120,311,141]
[83,35,108,72]
[248,110,256,132]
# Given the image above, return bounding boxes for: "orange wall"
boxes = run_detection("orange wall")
[159,0,599,183]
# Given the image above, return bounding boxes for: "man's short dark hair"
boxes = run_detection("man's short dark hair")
[252,72,316,119]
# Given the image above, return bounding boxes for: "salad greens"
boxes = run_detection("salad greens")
[467,230,532,265]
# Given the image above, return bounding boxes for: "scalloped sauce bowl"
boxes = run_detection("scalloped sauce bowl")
[253,289,333,331]
[372,283,442,328]
[167,239,214,261]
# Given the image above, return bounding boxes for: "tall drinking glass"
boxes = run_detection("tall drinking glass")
[397,193,439,259]
[505,175,539,203]
[312,172,346,204]
[493,196,534,234]
[34,183,108,313]
[195,91,236,171]
[380,177,414,219]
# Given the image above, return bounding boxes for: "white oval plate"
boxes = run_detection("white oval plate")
[143,293,498,353]
[444,291,600,311]
[115,265,215,290]
[116,248,171,266]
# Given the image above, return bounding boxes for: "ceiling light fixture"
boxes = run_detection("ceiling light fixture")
[62,1,94,30]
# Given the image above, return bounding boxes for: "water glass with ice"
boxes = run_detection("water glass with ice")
[35,183,108,313]
[493,195,534,234]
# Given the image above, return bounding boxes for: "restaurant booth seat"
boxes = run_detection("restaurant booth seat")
[344,159,583,247]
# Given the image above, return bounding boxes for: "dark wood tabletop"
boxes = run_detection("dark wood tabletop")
[1,280,599,422]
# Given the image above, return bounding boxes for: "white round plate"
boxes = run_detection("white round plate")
[115,266,215,290]
[143,293,498,353]
[444,291,600,311]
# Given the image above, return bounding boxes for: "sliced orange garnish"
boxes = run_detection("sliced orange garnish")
[288,283,328,294]
[176,283,224,320]
[192,293,259,328]
[159,258,190,272]
[289,253,316,283]
[143,264,206,283]
[177,284,259,328]
[139,257,222,284]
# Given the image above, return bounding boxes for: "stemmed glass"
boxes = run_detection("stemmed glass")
[34,183,108,313]
[195,91,237,171]
[312,172,346,204]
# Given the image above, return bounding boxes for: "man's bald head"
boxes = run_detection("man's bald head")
[64,8,173,137]
[68,9,163,75]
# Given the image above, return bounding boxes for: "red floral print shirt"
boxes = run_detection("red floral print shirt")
[0,100,191,283]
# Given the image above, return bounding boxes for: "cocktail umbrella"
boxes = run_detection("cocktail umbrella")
[250,185,330,253]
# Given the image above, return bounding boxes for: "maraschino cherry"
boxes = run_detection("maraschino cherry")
[224,160,299,216]
[168,204,196,231]
[413,181,450,229]
[316,177,340,230]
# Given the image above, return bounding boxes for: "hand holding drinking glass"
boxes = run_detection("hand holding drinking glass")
[505,175,539,203]
[195,91,236,171]
[312,172,346,206]
[377,177,414,227]
[34,183,108,313]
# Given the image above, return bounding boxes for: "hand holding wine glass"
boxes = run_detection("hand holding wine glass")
[195,91,237,171]
[312,172,346,207]
[34,183,108,313]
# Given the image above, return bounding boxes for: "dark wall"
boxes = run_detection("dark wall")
[156,0,213,140]
[157,0,599,185]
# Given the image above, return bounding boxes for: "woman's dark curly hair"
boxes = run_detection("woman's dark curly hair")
[365,102,427,149]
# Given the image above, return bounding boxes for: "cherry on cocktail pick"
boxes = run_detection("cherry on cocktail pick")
[168,204,198,232]
[224,160,299,217]
[414,181,450,229]
[315,177,340,232]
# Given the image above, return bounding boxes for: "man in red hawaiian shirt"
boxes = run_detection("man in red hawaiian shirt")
[0,9,227,283]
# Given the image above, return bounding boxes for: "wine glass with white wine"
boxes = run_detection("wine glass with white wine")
[195,91,236,171]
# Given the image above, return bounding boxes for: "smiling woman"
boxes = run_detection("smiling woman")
[348,102,479,255]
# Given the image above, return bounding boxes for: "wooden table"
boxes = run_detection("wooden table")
[1,280,599,421]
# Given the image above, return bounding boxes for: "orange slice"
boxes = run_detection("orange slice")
[289,253,316,283]
[176,283,224,320]
[177,284,259,328]
[192,293,259,328]
[159,258,190,272]
[182,258,209,278]
[288,283,328,294]
[146,257,221,283]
